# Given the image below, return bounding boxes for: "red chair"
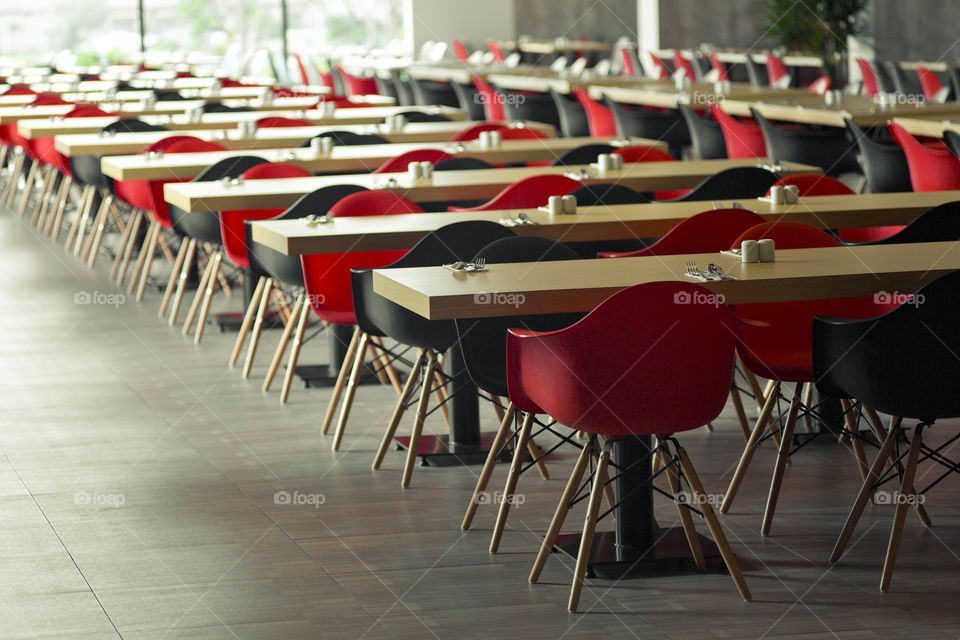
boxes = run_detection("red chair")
[889,122,960,191]
[916,66,944,102]
[290,53,311,85]
[219,162,313,270]
[710,103,766,159]
[448,175,580,212]
[672,51,696,80]
[599,208,765,258]
[572,87,617,137]
[509,280,752,611]
[709,53,730,81]
[647,52,671,79]
[855,58,879,96]
[31,93,71,106]
[336,66,379,96]
[255,116,311,128]
[449,122,508,142]
[720,221,888,535]
[1,84,37,96]
[620,47,639,77]
[611,145,689,199]
[498,127,548,141]
[373,149,454,173]
[272,192,422,402]
[471,75,506,121]
[452,39,470,62]
[766,53,790,87]
[807,76,831,95]
[487,40,506,63]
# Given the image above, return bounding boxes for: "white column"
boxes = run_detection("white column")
[637,0,660,54]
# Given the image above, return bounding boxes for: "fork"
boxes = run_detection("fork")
[684,260,699,278]
[469,257,486,272]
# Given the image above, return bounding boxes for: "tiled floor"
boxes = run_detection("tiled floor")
[2,205,960,639]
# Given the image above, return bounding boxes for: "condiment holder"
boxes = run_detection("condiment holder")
[310,136,333,156]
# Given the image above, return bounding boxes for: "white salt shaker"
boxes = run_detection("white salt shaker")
[547,195,564,215]
[769,185,785,205]
[562,195,577,214]
[418,161,433,179]
[478,131,491,149]
[408,162,422,181]
[785,185,799,203]
[489,130,502,148]
[596,153,611,176]
[741,240,759,263]
[758,239,775,262]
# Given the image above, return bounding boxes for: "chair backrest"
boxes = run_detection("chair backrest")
[247,184,369,285]
[449,122,507,142]
[620,47,638,76]
[572,86,618,137]
[915,66,944,102]
[813,270,960,420]
[665,167,778,202]
[744,55,769,88]
[567,183,649,205]
[672,51,696,80]
[708,53,730,81]
[551,143,615,166]
[301,191,423,325]
[32,93,71,105]
[434,156,494,171]
[843,117,911,193]
[709,103,766,158]
[808,75,831,95]
[851,200,960,245]
[944,129,960,161]
[337,66,380,96]
[471,75,506,121]
[383,110,451,123]
[601,208,766,258]
[750,107,858,175]
[350,221,516,349]
[301,131,389,147]
[647,52,671,79]
[612,144,675,163]
[677,103,727,160]
[884,60,923,96]
[64,105,112,118]
[547,87,590,138]
[498,126,548,141]
[452,39,470,62]
[506,281,741,435]
[855,58,879,95]
[256,116,312,128]
[101,118,168,134]
[765,53,790,86]
[769,174,854,196]
[455,236,583,397]
[450,81,485,121]
[373,148,454,173]
[220,162,313,268]
[487,40,506,62]
[449,174,581,211]
[601,95,689,157]
[734,220,840,249]
[889,121,960,191]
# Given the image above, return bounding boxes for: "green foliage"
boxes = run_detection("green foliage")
[760,0,867,63]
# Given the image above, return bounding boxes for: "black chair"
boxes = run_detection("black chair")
[455,236,584,546]
[433,157,494,171]
[601,96,689,158]
[354,220,516,487]
[883,61,923,97]
[374,74,398,103]
[408,76,460,108]
[202,103,253,113]
[451,81,485,121]
[547,87,590,138]
[677,104,727,160]
[843,118,911,193]
[165,156,269,336]
[847,201,960,245]
[380,110,450,123]
[153,90,187,101]
[872,60,896,94]
[947,67,960,104]
[490,83,561,130]
[943,129,960,161]
[663,167,779,201]
[565,183,650,257]
[299,132,390,147]
[813,269,960,592]
[389,70,414,106]
[744,55,769,88]
[550,143,615,166]
[750,108,858,176]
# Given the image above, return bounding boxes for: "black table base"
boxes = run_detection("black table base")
[393,432,508,466]
[554,528,725,579]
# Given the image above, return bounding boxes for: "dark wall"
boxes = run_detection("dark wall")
[657,0,768,49]
[514,0,638,42]
[870,0,960,61]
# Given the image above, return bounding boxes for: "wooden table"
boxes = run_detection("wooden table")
[487,73,659,94]
[164,158,819,213]
[19,106,464,138]
[56,121,554,157]
[722,96,960,128]
[590,84,811,110]
[101,135,666,181]
[656,49,823,68]
[251,190,958,256]
[0,97,322,123]
[890,115,960,138]
[502,39,612,55]
[372,241,960,320]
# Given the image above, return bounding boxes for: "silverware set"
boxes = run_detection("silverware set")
[445,258,487,272]
[684,260,736,281]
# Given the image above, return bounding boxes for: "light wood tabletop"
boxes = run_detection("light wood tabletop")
[724,96,960,128]
[100,135,667,180]
[655,48,823,68]
[590,84,812,110]
[164,158,819,213]
[372,241,960,320]
[891,115,960,138]
[250,190,959,256]
[56,121,555,157]
[501,39,612,55]
[18,105,464,138]
[486,73,654,94]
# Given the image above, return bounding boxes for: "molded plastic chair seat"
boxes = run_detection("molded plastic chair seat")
[889,122,960,191]
[843,118,911,194]
[603,96,688,158]
[550,143,614,166]
[660,167,778,202]
[678,104,727,160]
[547,88,590,138]
[750,108,858,176]
[599,208,765,258]
[710,104,765,158]
[256,116,312,128]
[845,201,960,245]
[447,175,580,211]
[572,87,617,137]
[373,149,454,173]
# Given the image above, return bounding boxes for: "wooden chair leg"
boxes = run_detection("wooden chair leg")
[597,458,616,520]
[321,326,362,433]
[720,381,781,513]
[530,437,595,583]
[761,382,802,536]
[16,160,39,217]
[462,405,515,530]
[113,211,143,285]
[568,444,609,612]
[676,444,751,601]
[2,150,24,206]
[489,413,534,553]
[278,296,310,403]
[181,250,214,335]
[63,185,93,250]
[401,354,437,488]
[160,238,190,318]
[193,252,222,343]
[373,348,424,470]
[831,421,904,564]
[83,194,112,264]
[70,190,97,259]
[108,209,137,280]
[662,441,706,570]
[167,238,197,325]
[51,181,83,241]
[128,219,157,292]
[42,175,70,237]
[364,341,391,386]
[135,221,162,301]
[229,275,266,366]
[242,278,273,378]
[262,293,303,392]
[840,399,870,484]
[729,385,751,440]
[28,166,53,225]
[880,424,924,592]
[331,332,371,451]
[801,382,815,433]
[863,408,930,526]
